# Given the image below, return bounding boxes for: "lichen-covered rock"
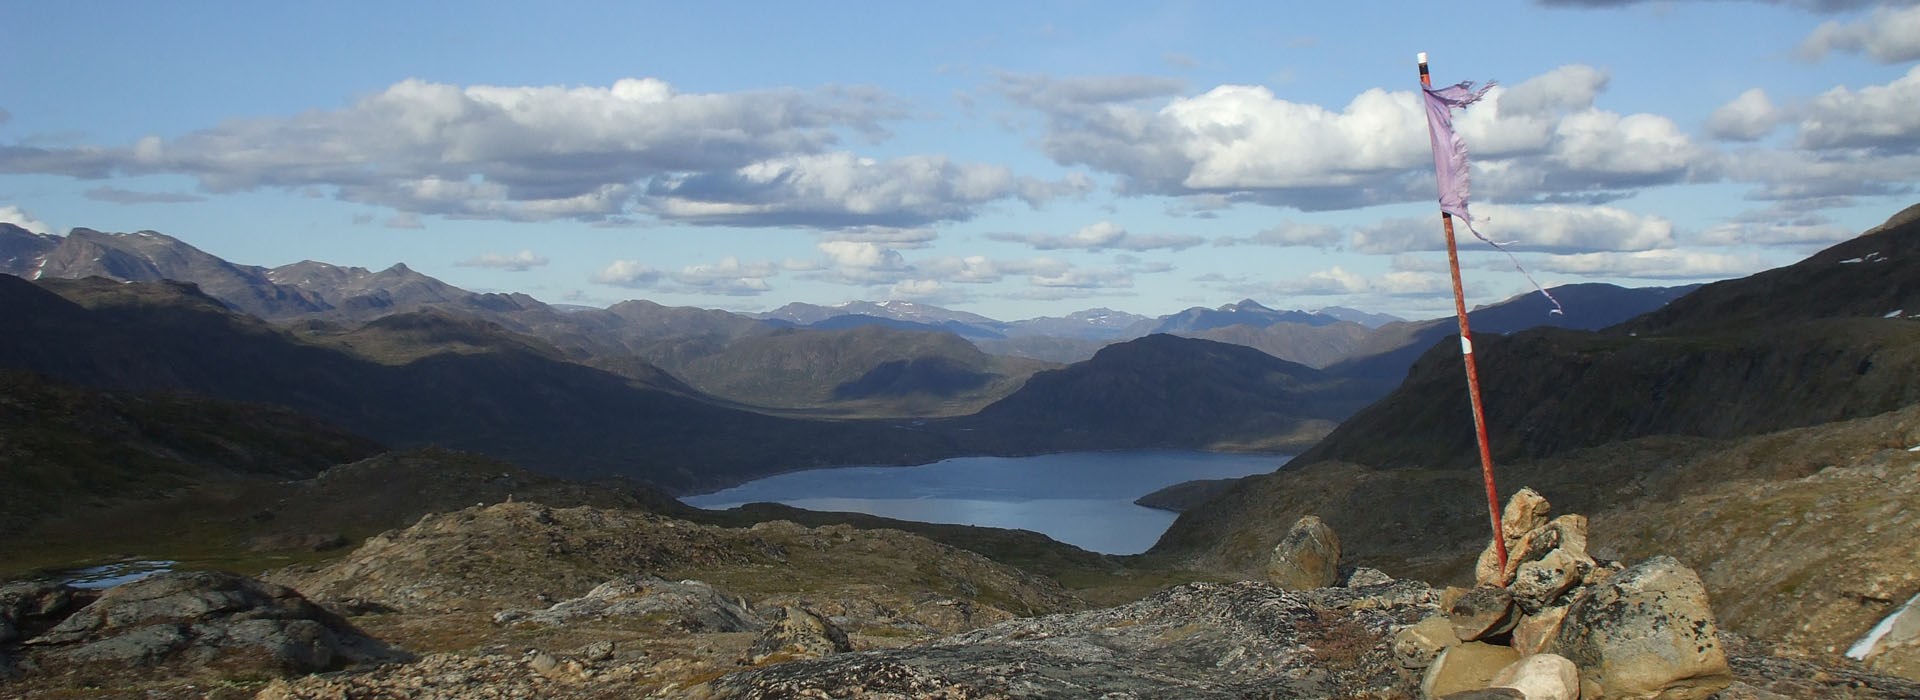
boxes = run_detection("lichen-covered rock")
[1511,549,1582,613]
[1422,641,1520,699]
[491,576,762,633]
[1348,567,1395,587]
[23,571,399,675]
[745,606,852,665]
[1268,515,1341,590]
[1489,653,1579,700]
[704,580,1436,699]
[1543,556,1731,699]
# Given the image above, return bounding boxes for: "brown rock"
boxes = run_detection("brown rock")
[1489,653,1580,700]
[1512,605,1569,657]
[1436,688,1526,699]
[1394,616,1460,669]
[1266,515,1340,590]
[1543,556,1732,700]
[1422,641,1521,699]
[1449,586,1519,642]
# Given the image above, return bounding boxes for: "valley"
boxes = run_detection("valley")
[3,203,1920,697]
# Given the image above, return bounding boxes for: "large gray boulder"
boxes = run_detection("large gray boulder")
[1542,556,1731,699]
[1267,515,1341,590]
[24,571,398,675]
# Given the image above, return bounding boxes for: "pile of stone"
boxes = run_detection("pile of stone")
[1404,489,1731,700]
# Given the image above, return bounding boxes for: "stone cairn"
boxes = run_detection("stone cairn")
[1276,488,1735,700]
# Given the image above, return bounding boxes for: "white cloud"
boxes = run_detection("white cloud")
[1214,221,1343,247]
[1706,89,1780,142]
[1799,5,1920,63]
[456,250,550,271]
[1351,204,1675,254]
[1530,250,1766,280]
[988,221,1206,251]
[591,260,665,288]
[1006,64,1705,210]
[1795,65,1920,151]
[591,256,776,295]
[0,205,50,234]
[819,226,939,249]
[646,152,1064,227]
[0,78,1029,227]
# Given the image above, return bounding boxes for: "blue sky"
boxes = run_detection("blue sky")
[4,1,1917,321]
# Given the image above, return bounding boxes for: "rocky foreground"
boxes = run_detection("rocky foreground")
[3,500,1918,699]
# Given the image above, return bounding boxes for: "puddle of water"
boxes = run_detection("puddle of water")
[59,559,176,589]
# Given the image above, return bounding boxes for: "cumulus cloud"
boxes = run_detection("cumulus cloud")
[0,205,50,234]
[1214,220,1343,247]
[1002,64,1704,211]
[645,152,1071,227]
[988,221,1205,252]
[1794,65,1920,151]
[1799,5,1920,63]
[456,250,550,271]
[1706,89,1780,142]
[0,78,1054,227]
[1712,147,1920,201]
[82,186,205,204]
[819,226,938,249]
[1350,204,1675,254]
[1529,249,1766,280]
[591,256,776,295]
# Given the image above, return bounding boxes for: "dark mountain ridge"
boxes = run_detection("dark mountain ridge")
[0,275,959,492]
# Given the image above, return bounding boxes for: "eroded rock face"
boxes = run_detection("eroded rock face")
[1543,556,1732,699]
[0,580,78,644]
[23,571,399,675]
[1422,642,1521,699]
[1267,515,1341,591]
[704,580,1437,699]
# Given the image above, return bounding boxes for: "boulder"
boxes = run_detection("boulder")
[745,606,853,665]
[23,571,397,675]
[1489,653,1580,700]
[1477,489,1552,586]
[1394,616,1460,669]
[1448,586,1519,642]
[491,577,762,633]
[1267,515,1341,590]
[1422,641,1521,699]
[1542,556,1731,699]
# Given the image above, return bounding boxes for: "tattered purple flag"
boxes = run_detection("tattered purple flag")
[1421,80,1493,225]
[1421,79,1564,315]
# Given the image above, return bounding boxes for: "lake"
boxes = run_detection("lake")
[683,450,1289,555]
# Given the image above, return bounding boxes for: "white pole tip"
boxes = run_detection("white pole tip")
[1417,52,1428,64]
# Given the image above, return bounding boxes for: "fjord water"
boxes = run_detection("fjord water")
[683,451,1288,554]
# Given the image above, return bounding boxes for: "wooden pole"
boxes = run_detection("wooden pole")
[1418,52,1508,582]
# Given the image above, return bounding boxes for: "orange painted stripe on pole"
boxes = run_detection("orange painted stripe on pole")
[1418,52,1508,583]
